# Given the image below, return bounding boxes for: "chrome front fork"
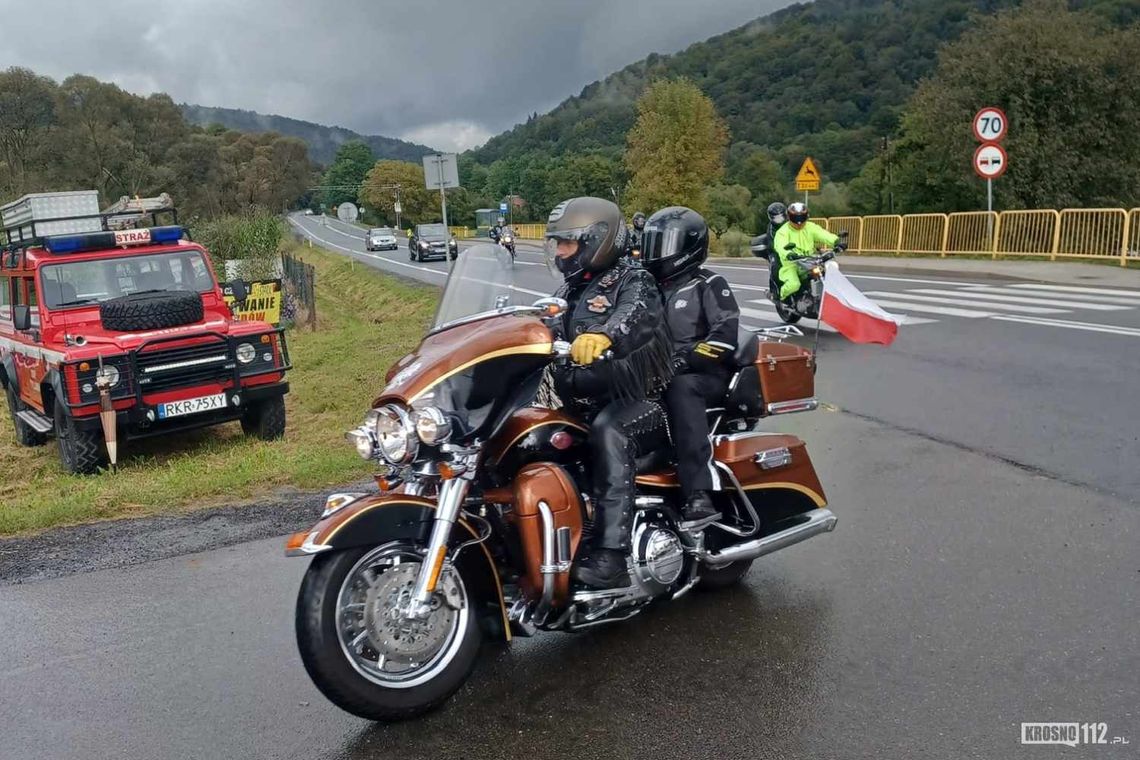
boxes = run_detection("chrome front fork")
[405,476,470,619]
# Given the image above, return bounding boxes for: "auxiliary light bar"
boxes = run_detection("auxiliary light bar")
[44,225,185,255]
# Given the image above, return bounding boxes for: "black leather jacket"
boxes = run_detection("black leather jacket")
[659,267,740,375]
[551,260,673,414]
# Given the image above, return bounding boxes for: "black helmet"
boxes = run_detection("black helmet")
[544,197,627,280]
[632,211,646,231]
[640,206,709,282]
[767,202,787,226]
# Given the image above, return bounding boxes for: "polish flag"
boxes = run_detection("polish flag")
[819,262,900,345]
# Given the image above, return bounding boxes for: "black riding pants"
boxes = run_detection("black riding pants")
[589,400,670,551]
[663,371,729,498]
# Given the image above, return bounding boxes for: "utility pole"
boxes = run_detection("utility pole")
[508,188,514,227]
[882,136,895,215]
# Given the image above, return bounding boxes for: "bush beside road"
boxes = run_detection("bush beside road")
[0,243,437,536]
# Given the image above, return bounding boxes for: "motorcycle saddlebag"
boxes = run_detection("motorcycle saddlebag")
[713,431,827,525]
[756,341,816,415]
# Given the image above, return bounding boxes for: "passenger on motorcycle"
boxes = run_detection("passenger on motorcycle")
[641,207,740,525]
[766,201,788,238]
[544,197,674,589]
[772,202,838,300]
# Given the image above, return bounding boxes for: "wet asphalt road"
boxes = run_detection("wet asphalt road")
[1,218,1138,758]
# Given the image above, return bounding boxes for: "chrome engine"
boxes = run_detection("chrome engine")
[631,515,686,594]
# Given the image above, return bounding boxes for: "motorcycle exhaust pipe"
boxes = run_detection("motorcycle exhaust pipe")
[700,508,837,567]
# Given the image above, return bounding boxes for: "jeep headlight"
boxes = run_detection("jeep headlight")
[95,365,121,388]
[236,343,256,364]
[369,405,418,464]
[414,406,452,445]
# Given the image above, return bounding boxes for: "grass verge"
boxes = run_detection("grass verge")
[0,242,439,536]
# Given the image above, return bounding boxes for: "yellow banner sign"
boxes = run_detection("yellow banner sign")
[795,157,821,192]
[223,280,283,325]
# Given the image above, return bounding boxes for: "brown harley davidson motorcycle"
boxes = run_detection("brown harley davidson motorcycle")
[286,246,837,721]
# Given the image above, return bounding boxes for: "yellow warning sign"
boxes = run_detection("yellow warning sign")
[795,157,821,192]
[223,280,283,325]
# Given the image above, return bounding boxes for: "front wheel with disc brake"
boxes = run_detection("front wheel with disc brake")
[295,542,483,721]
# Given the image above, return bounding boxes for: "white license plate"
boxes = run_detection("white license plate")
[157,393,226,419]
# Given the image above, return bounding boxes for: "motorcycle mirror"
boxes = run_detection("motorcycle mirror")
[532,297,568,317]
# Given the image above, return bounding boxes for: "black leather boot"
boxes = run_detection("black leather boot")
[572,548,631,589]
[681,490,720,526]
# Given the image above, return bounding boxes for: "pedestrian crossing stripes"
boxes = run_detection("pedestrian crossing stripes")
[742,281,1140,339]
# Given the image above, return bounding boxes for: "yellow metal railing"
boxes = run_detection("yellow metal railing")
[861,215,903,254]
[827,217,863,252]
[945,212,997,256]
[1129,209,1140,263]
[449,226,474,239]
[1056,209,1127,263]
[995,210,1059,258]
[900,213,947,255]
[512,223,546,240]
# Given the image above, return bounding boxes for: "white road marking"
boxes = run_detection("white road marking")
[908,288,1131,311]
[862,299,995,318]
[863,291,1067,315]
[745,300,935,327]
[712,265,992,288]
[991,315,1140,337]
[1004,283,1140,299]
[961,285,1140,306]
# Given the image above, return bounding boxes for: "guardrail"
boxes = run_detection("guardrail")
[815,208,1139,265]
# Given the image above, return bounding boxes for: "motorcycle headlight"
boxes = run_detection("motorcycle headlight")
[95,365,121,388]
[369,405,418,464]
[236,343,256,364]
[414,406,452,445]
[345,429,376,460]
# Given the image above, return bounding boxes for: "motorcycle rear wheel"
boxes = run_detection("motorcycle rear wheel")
[295,542,483,721]
[696,559,754,590]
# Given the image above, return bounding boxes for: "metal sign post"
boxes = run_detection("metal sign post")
[972,106,1008,233]
[423,153,461,267]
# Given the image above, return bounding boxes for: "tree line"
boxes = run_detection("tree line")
[0,68,317,222]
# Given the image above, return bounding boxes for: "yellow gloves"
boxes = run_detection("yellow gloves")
[570,333,613,365]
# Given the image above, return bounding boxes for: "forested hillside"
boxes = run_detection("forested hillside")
[181,105,434,166]
[470,0,1134,187]
[0,69,316,220]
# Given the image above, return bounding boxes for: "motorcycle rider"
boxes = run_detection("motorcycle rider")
[544,197,674,589]
[641,207,739,525]
[628,211,647,256]
[489,216,507,244]
[772,202,838,301]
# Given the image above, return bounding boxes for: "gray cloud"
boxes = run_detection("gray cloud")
[0,0,792,150]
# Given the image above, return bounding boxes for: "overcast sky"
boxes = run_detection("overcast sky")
[0,0,793,152]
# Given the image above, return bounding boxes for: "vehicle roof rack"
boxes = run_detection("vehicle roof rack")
[0,192,180,269]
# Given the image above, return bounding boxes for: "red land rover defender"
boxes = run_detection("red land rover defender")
[0,192,291,474]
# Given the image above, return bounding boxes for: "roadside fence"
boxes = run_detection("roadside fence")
[281,251,317,328]
[815,207,1140,266]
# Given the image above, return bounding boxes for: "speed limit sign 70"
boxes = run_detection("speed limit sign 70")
[973,107,1008,143]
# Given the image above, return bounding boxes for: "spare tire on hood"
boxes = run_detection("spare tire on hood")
[99,290,205,332]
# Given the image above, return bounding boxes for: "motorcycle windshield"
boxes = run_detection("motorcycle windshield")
[432,243,533,329]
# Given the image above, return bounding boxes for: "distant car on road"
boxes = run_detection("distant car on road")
[365,227,398,252]
[409,223,458,262]
[303,209,314,215]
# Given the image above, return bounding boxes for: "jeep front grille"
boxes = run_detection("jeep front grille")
[136,341,233,393]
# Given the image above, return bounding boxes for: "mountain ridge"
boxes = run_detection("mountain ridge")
[180,104,436,166]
